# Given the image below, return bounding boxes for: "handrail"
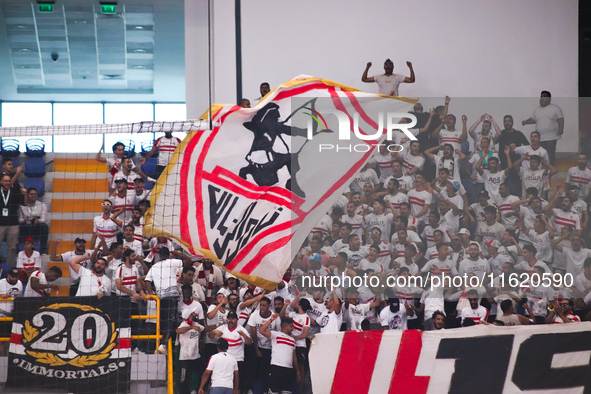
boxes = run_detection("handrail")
[130,294,162,349]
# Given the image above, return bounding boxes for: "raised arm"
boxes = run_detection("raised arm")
[69,252,91,274]
[424,145,440,162]
[50,239,64,262]
[488,115,502,143]
[468,115,485,139]
[474,150,488,176]
[460,115,468,142]
[258,313,278,339]
[503,146,514,175]
[403,61,415,83]
[550,233,569,253]
[95,141,107,163]
[361,62,375,83]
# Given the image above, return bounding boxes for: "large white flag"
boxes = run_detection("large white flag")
[145,75,416,289]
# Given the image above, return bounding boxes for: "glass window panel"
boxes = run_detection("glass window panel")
[53,103,104,153]
[154,103,188,142]
[104,104,154,156]
[1,103,53,152]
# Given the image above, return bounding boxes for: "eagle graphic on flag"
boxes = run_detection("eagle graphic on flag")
[145,75,416,289]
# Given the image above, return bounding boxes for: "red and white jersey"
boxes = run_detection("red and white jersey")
[270,331,296,368]
[106,157,136,184]
[383,192,408,212]
[514,259,551,275]
[566,166,591,199]
[17,250,41,270]
[129,221,145,243]
[498,195,520,231]
[460,305,488,325]
[76,267,112,297]
[114,263,139,296]
[369,153,394,182]
[178,299,204,322]
[421,225,450,249]
[423,245,439,261]
[109,192,135,224]
[373,241,393,268]
[237,305,252,327]
[93,215,119,247]
[218,324,251,361]
[309,214,332,240]
[123,239,143,257]
[394,258,420,276]
[340,214,366,239]
[408,188,432,223]
[155,136,182,166]
[288,311,310,347]
[402,152,425,177]
[553,312,581,324]
[514,145,549,170]
[421,258,458,276]
[438,129,463,151]
[552,208,582,231]
[24,270,48,297]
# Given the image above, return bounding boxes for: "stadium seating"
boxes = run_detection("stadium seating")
[141,157,158,178]
[12,157,20,168]
[1,138,20,157]
[141,139,157,157]
[24,157,46,177]
[25,138,46,157]
[23,177,45,196]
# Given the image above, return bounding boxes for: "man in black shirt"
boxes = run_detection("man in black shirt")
[0,175,23,266]
[497,115,529,195]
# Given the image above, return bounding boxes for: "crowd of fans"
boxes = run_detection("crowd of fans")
[0,65,584,393]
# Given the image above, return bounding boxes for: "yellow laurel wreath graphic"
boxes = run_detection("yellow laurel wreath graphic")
[22,304,119,368]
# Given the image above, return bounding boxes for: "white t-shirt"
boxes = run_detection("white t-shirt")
[433,153,461,181]
[76,266,112,297]
[514,146,549,169]
[566,166,591,199]
[340,214,366,239]
[481,170,507,205]
[564,247,591,278]
[0,279,22,315]
[247,310,279,350]
[458,257,490,277]
[205,304,228,344]
[373,73,406,96]
[24,270,48,297]
[421,258,458,276]
[402,152,425,177]
[318,310,342,334]
[369,152,394,182]
[144,258,183,298]
[270,331,296,368]
[344,302,371,331]
[154,136,182,166]
[178,299,204,322]
[62,250,94,282]
[207,352,238,389]
[408,189,432,223]
[532,103,564,141]
[379,306,407,330]
[349,168,379,194]
[469,151,499,183]
[114,263,139,296]
[460,305,489,325]
[177,320,204,360]
[520,167,548,198]
[364,212,394,241]
[123,239,143,257]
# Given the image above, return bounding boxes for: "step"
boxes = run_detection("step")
[50,219,93,234]
[52,178,109,193]
[53,158,108,173]
[51,199,105,213]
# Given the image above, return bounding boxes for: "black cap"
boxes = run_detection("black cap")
[217,338,229,351]
[226,311,238,319]
[478,190,489,197]
[74,238,86,244]
[114,177,127,183]
[7,268,19,277]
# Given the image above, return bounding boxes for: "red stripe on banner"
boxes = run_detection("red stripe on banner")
[10,333,23,345]
[116,337,131,349]
[388,330,430,394]
[179,129,206,254]
[229,233,292,274]
[330,330,383,394]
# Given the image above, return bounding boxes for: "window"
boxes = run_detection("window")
[1,103,53,152]
[104,104,154,155]
[53,103,104,153]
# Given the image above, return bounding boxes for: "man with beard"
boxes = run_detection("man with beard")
[544,184,582,235]
[51,237,93,296]
[522,91,564,165]
[460,289,489,325]
[566,153,591,199]
[69,253,111,297]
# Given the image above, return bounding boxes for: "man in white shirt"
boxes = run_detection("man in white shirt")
[361,59,415,96]
[69,253,111,297]
[247,296,278,393]
[145,247,192,346]
[566,153,591,199]
[24,266,61,297]
[0,268,22,355]
[140,131,182,179]
[90,200,119,249]
[259,314,301,394]
[198,338,239,394]
[460,289,489,325]
[50,238,93,296]
[379,297,412,330]
[176,308,205,394]
[522,91,564,165]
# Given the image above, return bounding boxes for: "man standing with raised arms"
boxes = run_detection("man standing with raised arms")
[361,59,415,96]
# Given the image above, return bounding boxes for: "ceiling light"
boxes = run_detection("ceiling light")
[14,25,28,29]
[134,26,145,30]
[134,65,146,69]
[133,49,146,53]
[73,20,88,24]
[18,48,32,52]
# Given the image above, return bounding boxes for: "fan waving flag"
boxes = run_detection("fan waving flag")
[145,75,416,289]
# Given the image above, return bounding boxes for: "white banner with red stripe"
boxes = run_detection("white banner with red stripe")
[146,75,416,289]
[310,323,591,393]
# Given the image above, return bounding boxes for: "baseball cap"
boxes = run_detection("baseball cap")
[486,239,502,248]
[307,253,322,262]
[458,228,470,236]
[451,181,461,191]
[7,268,19,277]
[74,238,87,244]
[226,273,237,280]
[217,338,229,351]
[114,177,127,183]
[478,190,489,198]
[24,237,34,243]
[181,308,194,320]
[227,311,238,319]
